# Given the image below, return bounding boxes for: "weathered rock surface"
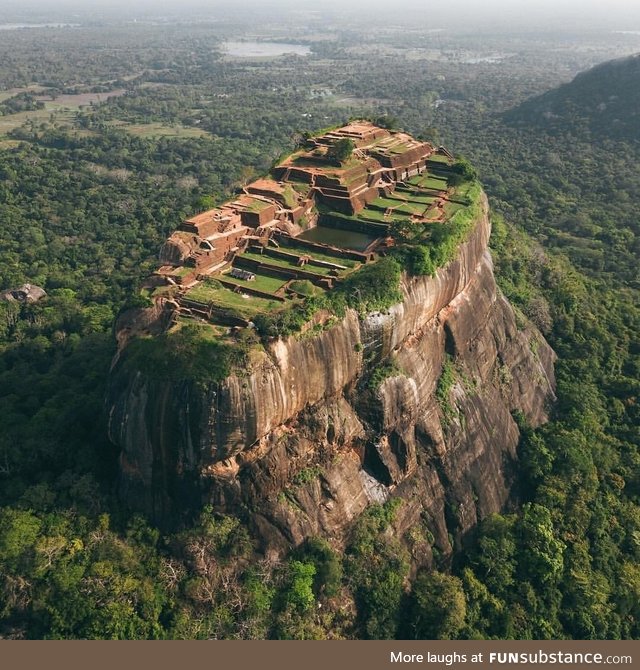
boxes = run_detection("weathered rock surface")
[0,283,46,303]
[107,193,556,566]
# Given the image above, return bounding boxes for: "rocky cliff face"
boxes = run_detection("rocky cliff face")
[107,193,556,565]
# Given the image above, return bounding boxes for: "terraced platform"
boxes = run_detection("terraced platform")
[146,121,462,326]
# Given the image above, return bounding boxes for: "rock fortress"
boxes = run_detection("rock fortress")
[108,121,556,567]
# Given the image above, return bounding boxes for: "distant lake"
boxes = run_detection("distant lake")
[0,23,78,30]
[223,41,311,58]
[462,53,512,64]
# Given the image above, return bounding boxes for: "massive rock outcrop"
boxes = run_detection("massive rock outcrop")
[107,193,555,566]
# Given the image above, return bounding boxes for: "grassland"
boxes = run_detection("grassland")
[387,141,412,154]
[0,114,209,141]
[186,281,281,318]
[395,202,426,216]
[443,201,466,218]
[0,85,49,102]
[282,184,298,208]
[243,251,334,276]
[172,266,193,278]
[0,108,70,136]
[360,208,390,222]
[276,242,359,269]
[223,270,287,294]
[362,205,414,222]
[371,196,400,209]
[442,181,476,218]
[0,139,22,149]
[0,89,128,138]
[394,189,436,205]
[246,199,272,213]
[408,174,449,191]
[427,154,452,165]
[109,121,210,139]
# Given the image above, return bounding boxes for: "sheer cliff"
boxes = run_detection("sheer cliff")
[107,193,555,565]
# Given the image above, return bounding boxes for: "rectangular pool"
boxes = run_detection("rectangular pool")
[298,225,377,252]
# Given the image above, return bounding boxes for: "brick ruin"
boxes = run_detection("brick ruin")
[273,121,439,215]
[148,121,455,321]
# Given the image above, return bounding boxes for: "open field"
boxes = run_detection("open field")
[385,194,430,213]
[298,225,378,252]
[36,90,126,106]
[0,89,127,137]
[0,139,22,149]
[222,41,311,59]
[443,198,468,218]
[114,121,211,139]
[0,107,74,136]
[0,84,50,102]
[371,196,400,209]
[387,141,413,154]
[386,210,415,221]
[0,89,209,141]
[375,206,414,220]
[443,180,476,216]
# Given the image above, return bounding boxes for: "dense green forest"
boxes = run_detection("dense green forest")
[0,18,639,639]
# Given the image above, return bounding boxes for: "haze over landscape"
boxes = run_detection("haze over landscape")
[2,0,640,29]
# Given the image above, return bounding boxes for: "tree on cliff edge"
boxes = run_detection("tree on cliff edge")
[449,157,477,186]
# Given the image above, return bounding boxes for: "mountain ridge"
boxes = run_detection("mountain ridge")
[505,52,640,141]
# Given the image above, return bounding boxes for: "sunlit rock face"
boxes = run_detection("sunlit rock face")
[107,193,556,566]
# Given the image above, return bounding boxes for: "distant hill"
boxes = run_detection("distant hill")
[505,53,640,141]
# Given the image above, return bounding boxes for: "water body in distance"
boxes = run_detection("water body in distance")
[223,41,311,58]
[0,23,79,30]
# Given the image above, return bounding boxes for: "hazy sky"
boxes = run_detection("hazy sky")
[3,0,640,31]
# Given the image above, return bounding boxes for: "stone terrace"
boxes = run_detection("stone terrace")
[146,121,457,325]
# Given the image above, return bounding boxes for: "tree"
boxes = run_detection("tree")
[419,127,440,144]
[449,158,477,185]
[327,138,354,165]
[517,503,565,586]
[374,115,398,130]
[300,537,343,598]
[284,561,316,612]
[472,514,517,595]
[408,571,467,639]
